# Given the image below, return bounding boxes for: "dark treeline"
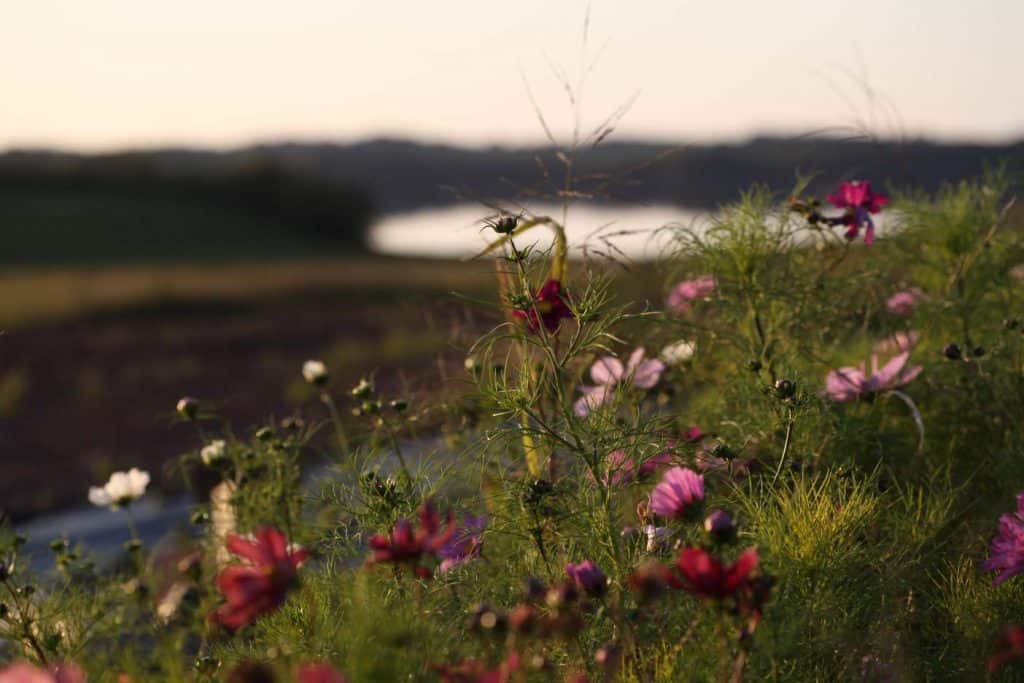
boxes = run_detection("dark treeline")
[0,154,376,248]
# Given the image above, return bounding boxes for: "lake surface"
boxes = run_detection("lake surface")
[369,202,704,260]
[369,202,895,259]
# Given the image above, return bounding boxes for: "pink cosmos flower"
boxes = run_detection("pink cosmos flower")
[565,560,607,595]
[826,180,890,245]
[824,351,923,403]
[667,276,716,314]
[296,663,349,683]
[872,330,920,356]
[210,526,309,631]
[982,493,1024,586]
[0,663,86,683]
[885,289,922,317]
[513,279,573,333]
[574,348,666,417]
[590,449,675,487]
[648,466,705,519]
[438,515,486,573]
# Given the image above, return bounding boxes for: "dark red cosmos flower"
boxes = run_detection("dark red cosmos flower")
[989,625,1024,673]
[295,663,349,683]
[368,501,456,579]
[826,180,890,245]
[210,526,308,630]
[672,547,759,600]
[513,279,573,333]
[432,652,520,683]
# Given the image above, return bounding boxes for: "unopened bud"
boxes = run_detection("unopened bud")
[194,656,221,675]
[301,360,329,387]
[773,378,796,399]
[703,509,736,541]
[943,343,962,360]
[351,378,374,399]
[176,397,199,420]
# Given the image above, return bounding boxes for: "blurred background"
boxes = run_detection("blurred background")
[1,1,1022,521]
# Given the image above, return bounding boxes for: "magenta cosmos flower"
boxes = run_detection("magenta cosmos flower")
[826,180,890,245]
[982,494,1024,586]
[438,515,486,573]
[667,275,716,314]
[574,348,666,417]
[824,351,923,403]
[649,466,705,519]
[513,278,573,333]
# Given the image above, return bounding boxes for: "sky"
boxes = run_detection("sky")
[2,0,1022,151]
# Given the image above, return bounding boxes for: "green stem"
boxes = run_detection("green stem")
[321,392,351,459]
[771,408,795,487]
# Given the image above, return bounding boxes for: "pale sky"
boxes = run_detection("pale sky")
[2,1,1021,151]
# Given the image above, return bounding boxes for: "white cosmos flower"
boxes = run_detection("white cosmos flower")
[88,468,150,509]
[660,340,696,367]
[200,439,227,466]
[302,359,329,386]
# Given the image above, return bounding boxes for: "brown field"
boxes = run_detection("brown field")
[0,256,665,520]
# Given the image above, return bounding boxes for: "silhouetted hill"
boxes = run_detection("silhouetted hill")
[3,136,1020,214]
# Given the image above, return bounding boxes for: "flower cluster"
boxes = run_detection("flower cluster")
[574,348,665,417]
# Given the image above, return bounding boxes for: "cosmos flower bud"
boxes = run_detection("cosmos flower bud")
[973,345,986,358]
[703,509,736,541]
[255,426,275,441]
[773,378,796,399]
[200,439,227,466]
[302,360,329,387]
[565,560,607,597]
[176,396,199,420]
[943,343,962,360]
[351,378,374,398]
[1004,318,1019,331]
[491,214,519,234]
[388,399,408,412]
[195,656,221,676]
[746,359,762,372]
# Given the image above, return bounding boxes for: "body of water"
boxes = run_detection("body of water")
[369,202,704,260]
[369,202,895,259]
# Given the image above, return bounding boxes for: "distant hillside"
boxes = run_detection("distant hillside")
[0,136,1020,265]
[3,136,1021,213]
